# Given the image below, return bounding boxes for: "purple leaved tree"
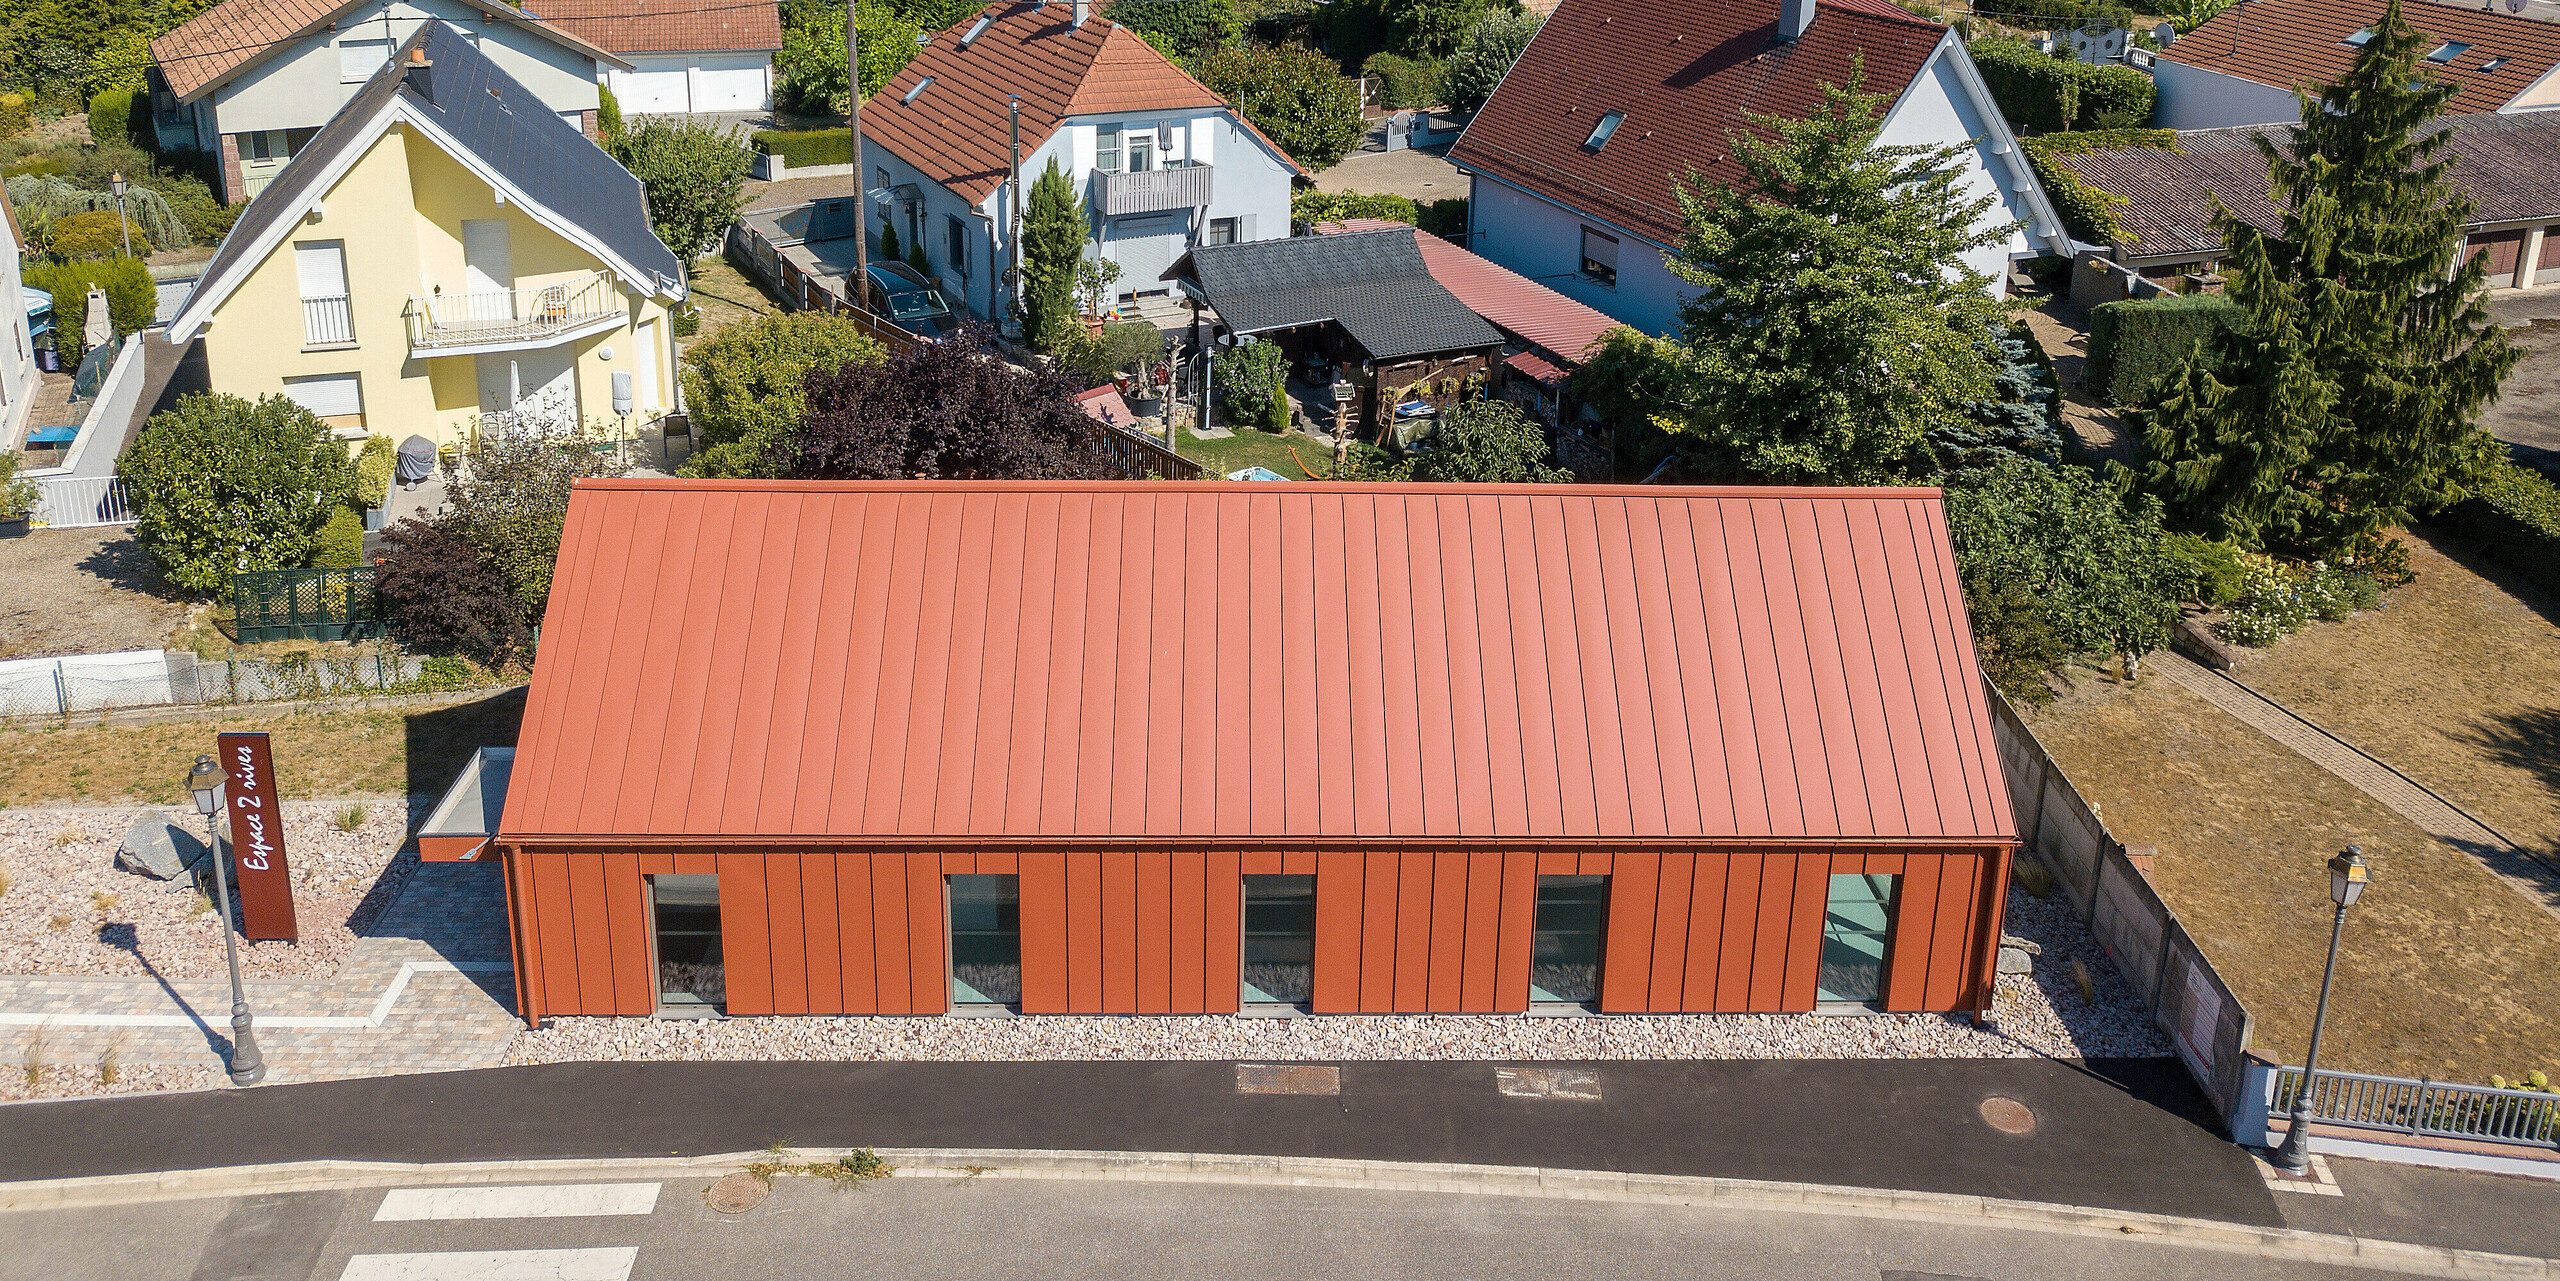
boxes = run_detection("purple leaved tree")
[785,325,1119,480]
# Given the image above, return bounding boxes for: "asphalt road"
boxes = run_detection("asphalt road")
[0,1176,2395,1281]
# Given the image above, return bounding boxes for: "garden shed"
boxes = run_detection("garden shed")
[487,479,2018,1023]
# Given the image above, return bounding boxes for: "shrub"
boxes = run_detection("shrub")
[1194,43,1365,171]
[1106,0,1243,59]
[0,452,39,519]
[2086,292,2243,406]
[1944,456,2183,671]
[0,93,30,141]
[374,513,534,668]
[597,84,623,140]
[2215,558,2374,646]
[786,324,1121,479]
[672,304,702,337]
[1215,339,1288,431]
[2163,532,2248,605]
[1363,52,1446,109]
[2018,130,2179,245]
[444,418,631,615]
[23,257,156,363]
[1969,37,2156,135]
[355,435,396,509]
[749,128,854,166]
[879,217,900,262]
[116,393,361,596]
[1417,197,1466,239]
[86,89,138,147]
[46,209,144,259]
[1292,187,1419,229]
[1444,9,1542,114]
[2433,459,2560,599]
[680,309,887,477]
[309,506,367,568]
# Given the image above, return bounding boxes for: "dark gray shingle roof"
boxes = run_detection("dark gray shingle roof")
[188,19,680,312]
[1165,230,1504,361]
[2053,110,2560,259]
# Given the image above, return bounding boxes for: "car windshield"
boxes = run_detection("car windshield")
[883,288,949,321]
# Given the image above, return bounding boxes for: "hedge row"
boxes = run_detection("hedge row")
[1969,38,2155,135]
[750,129,854,166]
[2435,460,2560,600]
[2086,292,2241,406]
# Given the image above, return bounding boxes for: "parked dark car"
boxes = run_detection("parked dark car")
[863,262,959,340]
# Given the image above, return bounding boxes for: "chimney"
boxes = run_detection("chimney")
[404,43,434,97]
[1073,0,1088,25]
[1779,0,1813,41]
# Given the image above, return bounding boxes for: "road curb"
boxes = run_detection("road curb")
[0,1147,2548,1278]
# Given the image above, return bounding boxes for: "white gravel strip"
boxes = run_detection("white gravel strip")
[0,802,416,980]
[0,1062,218,1103]
[507,887,2172,1065]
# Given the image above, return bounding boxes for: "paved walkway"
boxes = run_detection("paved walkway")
[2155,651,2560,921]
[0,863,521,1086]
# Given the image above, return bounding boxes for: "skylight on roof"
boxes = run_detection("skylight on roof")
[2425,41,2471,63]
[960,14,993,45]
[2342,27,2375,46]
[902,76,934,105]
[2480,55,2509,71]
[1583,109,1625,152]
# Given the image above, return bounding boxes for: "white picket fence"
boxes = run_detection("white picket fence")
[31,476,135,528]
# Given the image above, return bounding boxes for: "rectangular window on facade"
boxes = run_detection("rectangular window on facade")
[947,214,968,278]
[1097,124,1122,173]
[1127,131,1154,173]
[294,240,353,345]
[281,372,363,425]
[1207,217,1239,246]
[338,38,388,82]
[1579,228,1618,287]
[1241,874,1315,1006]
[949,874,1021,1007]
[1530,875,1608,1005]
[651,874,725,1011]
[1817,873,1899,1007]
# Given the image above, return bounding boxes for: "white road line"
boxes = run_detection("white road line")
[374,1183,661,1221]
[339,1249,637,1281]
[0,961,512,1029]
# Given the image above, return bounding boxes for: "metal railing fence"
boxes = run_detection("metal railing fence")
[233,567,381,642]
[31,476,135,528]
[2274,1066,2558,1149]
[302,293,355,344]
[404,271,620,350]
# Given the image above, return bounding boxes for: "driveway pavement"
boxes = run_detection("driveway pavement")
[1312,142,1467,203]
[2485,291,2560,473]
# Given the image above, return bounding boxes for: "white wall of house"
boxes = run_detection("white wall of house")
[604,52,774,114]
[0,232,37,449]
[864,140,1014,324]
[200,0,600,137]
[1880,38,2057,289]
[2151,59,2302,130]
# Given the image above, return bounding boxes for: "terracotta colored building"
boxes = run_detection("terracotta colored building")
[484,480,2017,1024]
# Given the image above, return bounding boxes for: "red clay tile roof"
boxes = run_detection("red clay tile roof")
[503,480,2016,845]
[151,0,623,101]
[2158,0,2560,117]
[1449,0,1948,248]
[864,2,1292,204]
[523,0,781,55]
[1317,218,1627,365]
[2051,110,2560,259]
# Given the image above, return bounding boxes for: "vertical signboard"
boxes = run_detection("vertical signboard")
[217,732,299,941]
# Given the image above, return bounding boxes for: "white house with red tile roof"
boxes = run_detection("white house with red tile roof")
[1449,0,2067,336]
[860,0,1300,323]
[530,0,782,115]
[2153,0,2560,131]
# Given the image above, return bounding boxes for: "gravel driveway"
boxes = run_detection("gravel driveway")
[0,528,190,661]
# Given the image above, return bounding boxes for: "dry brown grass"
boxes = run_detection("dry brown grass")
[0,689,525,807]
[2227,526,2560,872]
[2029,675,2560,1082]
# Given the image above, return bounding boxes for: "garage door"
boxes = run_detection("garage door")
[609,56,690,114]
[693,54,770,111]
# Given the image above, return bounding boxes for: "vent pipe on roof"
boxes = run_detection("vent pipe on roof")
[1779,0,1814,41]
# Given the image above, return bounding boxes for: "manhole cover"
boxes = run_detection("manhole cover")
[1978,1096,2037,1135]
[705,1172,770,1213]
[1236,1063,1341,1095]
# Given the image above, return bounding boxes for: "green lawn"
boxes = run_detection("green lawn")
[1180,428,1334,480]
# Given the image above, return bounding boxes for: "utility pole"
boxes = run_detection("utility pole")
[1007,94,1023,336]
[848,0,866,304]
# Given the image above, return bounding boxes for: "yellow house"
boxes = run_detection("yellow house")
[166,19,685,453]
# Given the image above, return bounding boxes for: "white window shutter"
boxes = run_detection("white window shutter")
[1237,214,1256,243]
[282,373,363,419]
[295,242,348,299]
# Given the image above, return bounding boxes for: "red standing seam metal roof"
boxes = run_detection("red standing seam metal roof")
[1317,218,1623,366]
[1448,0,1947,249]
[502,480,2015,847]
[2159,0,2560,118]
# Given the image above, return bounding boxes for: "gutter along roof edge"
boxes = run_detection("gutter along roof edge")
[493,834,2024,852]
[561,478,1956,499]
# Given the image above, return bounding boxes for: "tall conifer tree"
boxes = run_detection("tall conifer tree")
[1018,160,1088,354]
[2143,0,2514,555]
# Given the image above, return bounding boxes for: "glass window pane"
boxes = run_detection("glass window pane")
[949,874,1021,1006]
[1817,873,1898,1005]
[651,874,725,1009]
[1530,875,1607,1004]
[1242,874,1315,1004]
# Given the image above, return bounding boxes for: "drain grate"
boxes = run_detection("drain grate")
[1977,1096,2038,1135]
[1236,1063,1341,1095]
[1496,1068,1602,1100]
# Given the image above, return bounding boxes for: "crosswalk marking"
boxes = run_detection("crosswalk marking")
[374,1184,662,1221]
[339,1248,639,1281]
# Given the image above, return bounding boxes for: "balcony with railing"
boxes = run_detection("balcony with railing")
[404,271,624,356]
[302,294,354,346]
[1096,162,1214,217]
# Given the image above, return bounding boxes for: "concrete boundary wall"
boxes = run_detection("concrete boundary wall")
[1983,682,2255,1129]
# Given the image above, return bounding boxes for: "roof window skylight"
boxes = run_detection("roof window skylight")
[902,76,934,105]
[1583,109,1626,152]
[2480,55,2509,71]
[960,15,993,45]
[2425,41,2471,63]
[2342,27,2375,46]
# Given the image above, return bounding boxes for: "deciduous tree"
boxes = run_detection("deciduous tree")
[609,117,753,269]
[1194,43,1362,171]
[681,310,887,478]
[786,327,1119,479]
[1945,457,2181,698]
[1443,8,1539,114]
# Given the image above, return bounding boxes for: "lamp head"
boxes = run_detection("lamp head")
[110,170,126,198]
[187,754,223,816]
[2328,845,2370,908]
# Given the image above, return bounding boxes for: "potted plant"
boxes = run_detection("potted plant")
[1128,361,1167,418]
[0,452,38,536]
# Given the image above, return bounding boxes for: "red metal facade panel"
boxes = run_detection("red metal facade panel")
[506,483,2014,849]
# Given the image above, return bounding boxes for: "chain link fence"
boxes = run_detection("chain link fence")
[0,644,494,719]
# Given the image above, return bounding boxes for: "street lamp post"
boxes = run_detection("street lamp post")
[188,755,266,1086]
[109,170,134,260]
[2271,845,2370,1174]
